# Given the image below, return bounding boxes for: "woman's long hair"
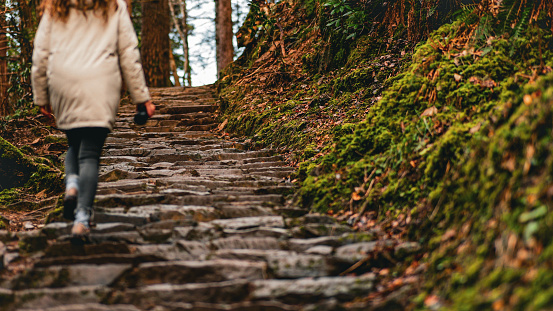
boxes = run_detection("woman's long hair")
[42,0,118,22]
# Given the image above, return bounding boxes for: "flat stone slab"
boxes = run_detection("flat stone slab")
[334,240,395,264]
[35,253,166,267]
[94,194,166,208]
[18,304,141,311]
[250,275,376,303]
[287,236,342,252]
[209,216,285,230]
[11,285,108,310]
[157,301,298,311]
[10,264,131,290]
[112,260,267,287]
[211,236,281,250]
[108,280,250,305]
[0,241,5,270]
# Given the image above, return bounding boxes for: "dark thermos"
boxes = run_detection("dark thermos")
[134,104,149,125]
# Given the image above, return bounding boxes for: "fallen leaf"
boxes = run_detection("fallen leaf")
[454,73,463,82]
[421,106,438,117]
[424,295,441,308]
[217,119,228,132]
[523,94,533,105]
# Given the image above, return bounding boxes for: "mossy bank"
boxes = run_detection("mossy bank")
[218,0,553,308]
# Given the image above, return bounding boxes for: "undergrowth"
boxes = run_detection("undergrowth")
[219,0,553,308]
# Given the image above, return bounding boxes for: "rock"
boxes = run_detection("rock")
[108,280,250,305]
[41,222,72,239]
[334,240,395,264]
[12,285,108,310]
[0,241,5,270]
[94,194,166,208]
[17,230,48,253]
[211,236,281,250]
[251,275,376,303]
[35,253,166,267]
[0,230,12,242]
[305,245,333,255]
[112,260,267,287]
[223,227,290,239]
[19,304,141,311]
[24,222,35,230]
[209,216,284,230]
[213,249,293,262]
[10,264,131,290]
[288,237,342,252]
[93,212,149,226]
[291,223,353,238]
[266,253,332,278]
[394,241,421,258]
[158,301,298,311]
[93,222,136,234]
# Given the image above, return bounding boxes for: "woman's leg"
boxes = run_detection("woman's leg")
[70,128,109,228]
[64,131,81,220]
[65,132,80,186]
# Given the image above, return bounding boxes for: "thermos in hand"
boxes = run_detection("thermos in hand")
[134,104,149,125]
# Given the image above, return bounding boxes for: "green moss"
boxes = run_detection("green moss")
[0,136,35,189]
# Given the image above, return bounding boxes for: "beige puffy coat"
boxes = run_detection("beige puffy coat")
[31,0,150,131]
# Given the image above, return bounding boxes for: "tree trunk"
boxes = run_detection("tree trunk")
[0,4,9,116]
[215,0,233,78]
[178,0,191,86]
[169,48,181,86]
[18,0,38,97]
[168,0,191,86]
[141,0,171,87]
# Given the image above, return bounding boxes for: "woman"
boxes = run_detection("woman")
[32,0,155,236]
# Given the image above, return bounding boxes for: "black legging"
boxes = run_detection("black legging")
[65,127,109,224]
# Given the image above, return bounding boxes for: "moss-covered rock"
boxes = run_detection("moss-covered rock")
[0,136,35,189]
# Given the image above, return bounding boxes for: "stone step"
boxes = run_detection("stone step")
[8,285,108,310]
[18,303,140,311]
[35,253,166,267]
[155,301,298,311]
[9,264,131,290]
[105,275,376,306]
[250,275,376,303]
[106,280,250,305]
[158,105,217,114]
[208,216,285,230]
[213,249,334,279]
[140,123,217,132]
[111,260,267,288]
[17,304,141,311]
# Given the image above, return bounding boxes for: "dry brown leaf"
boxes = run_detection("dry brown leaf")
[421,106,438,117]
[523,94,533,105]
[453,73,463,82]
[217,119,228,132]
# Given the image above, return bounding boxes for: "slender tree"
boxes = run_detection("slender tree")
[141,0,171,87]
[215,0,233,77]
[168,0,191,86]
[18,0,39,98]
[0,4,8,116]
[169,48,181,86]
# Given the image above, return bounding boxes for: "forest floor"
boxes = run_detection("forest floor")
[0,113,65,231]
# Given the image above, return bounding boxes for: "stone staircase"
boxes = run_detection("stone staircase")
[0,86,419,310]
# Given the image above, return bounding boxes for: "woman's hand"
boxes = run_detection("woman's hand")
[40,105,54,119]
[142,100,155,117]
